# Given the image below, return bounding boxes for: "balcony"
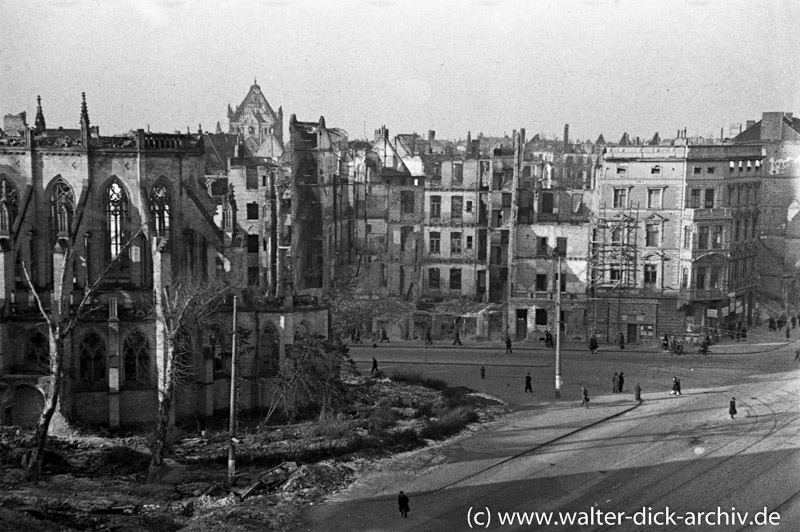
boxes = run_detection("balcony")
[683,207,732,220]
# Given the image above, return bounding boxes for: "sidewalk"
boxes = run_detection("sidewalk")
[349,334,796,356]
[330,395,639,501]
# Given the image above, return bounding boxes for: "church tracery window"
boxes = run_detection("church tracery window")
[106,181,130,272]
[25,331,49,372]
[0,177,19,233]
[123,329,150,385]
[150,182,170,238]
[50,178,74,238]
[79,331,106,386]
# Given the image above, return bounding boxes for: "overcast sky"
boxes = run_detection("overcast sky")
[2,0,799,142]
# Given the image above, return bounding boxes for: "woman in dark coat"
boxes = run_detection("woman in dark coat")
[729,397,737,419]
[398,491,410,518]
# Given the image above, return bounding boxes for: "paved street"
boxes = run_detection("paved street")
[300,335,800,531]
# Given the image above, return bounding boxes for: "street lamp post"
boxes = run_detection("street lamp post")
[555,255,563,398]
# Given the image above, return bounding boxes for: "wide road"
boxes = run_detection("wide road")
[301,337,800,531]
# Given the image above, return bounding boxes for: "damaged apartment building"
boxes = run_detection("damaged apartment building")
[349,126,597,341]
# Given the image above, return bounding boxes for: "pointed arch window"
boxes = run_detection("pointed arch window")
[0,178,18,234]
[106,181,129,269]
[25,331,49,373]
[222,200,233,230]
[79,331,106,386]
[209,323,230,375]
[50,178,74,239]
[123,329,150,385]
[150,183,170,238]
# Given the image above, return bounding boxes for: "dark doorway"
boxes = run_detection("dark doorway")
[627,323,638,344]
[516,309,528,340]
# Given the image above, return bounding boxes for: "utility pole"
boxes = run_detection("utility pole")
[227,295,239,488]
[555,255,563,398]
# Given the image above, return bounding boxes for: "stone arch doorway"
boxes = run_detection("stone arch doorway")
[5,385,45,428]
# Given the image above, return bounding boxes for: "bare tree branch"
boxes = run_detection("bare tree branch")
[20,261,52,329]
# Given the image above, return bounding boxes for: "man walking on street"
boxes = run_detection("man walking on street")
[729,397,737,420]
[612,372,619,393]
[618,372,625,393]
[398,491,410,518]
[794,350,800,362]
[505,335,513,354]
[453,327,462,346]
[371,357,379,375]
[581,386,590,408]
[618,332,625,350]
[525,373,533,393]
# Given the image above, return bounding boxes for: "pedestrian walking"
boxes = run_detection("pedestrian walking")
[581,386,590,408]
[505,335,513,354]
[589,336,598,354]
[729,397,737,420]
[670,376,681,396]
[425,327,433,346]
[371,357,379,375]
[354,327,362,344]
[380,327,390,343]
[480,365,486,379]
[618,332,625,350]
[794,350,800,362]
[612,372,619,393]
[545,330,554,348]
[787,326,791,340]
[792,316,797,329]
[525,372,533,393]
[769,317,776,332]
[453,328,462,346]
[662,334,670,351]
[741,327,747,341]
[398,491,410,518]
[618,372,625,393]
[634,382,642,402]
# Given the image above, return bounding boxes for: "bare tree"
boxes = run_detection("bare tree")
[147,273,230,482]
[21,230,143,480]
[264,334,356,424]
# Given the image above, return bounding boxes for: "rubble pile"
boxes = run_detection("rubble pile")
[0,378,502,531]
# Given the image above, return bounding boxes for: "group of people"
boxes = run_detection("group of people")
[612,372,625,393]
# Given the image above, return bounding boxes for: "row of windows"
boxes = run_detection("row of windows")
[615,160,761,176]
[679,257,755,290]
[683,216,757,249]
[429,195,479,219]
[428,267,462,290]
[612,186,759,210]
[24,323,282,386]
[613,188,665,209]
[429,231,474,254]
[0,177,171,269]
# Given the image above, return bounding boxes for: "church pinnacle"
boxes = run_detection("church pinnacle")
[34,95,46,133]
[80,92,90,128]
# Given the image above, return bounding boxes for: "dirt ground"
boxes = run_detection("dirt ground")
[0,377,506,531]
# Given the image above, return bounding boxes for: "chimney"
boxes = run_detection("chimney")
[563,124,569,151]
[428,130,435,141]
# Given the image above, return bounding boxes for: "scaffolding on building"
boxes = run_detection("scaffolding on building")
[589,203,640,294]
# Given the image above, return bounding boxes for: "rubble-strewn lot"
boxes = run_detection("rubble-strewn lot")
[0,376,505,531]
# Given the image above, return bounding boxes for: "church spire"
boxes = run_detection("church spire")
[80,92,90,129]
[34,95,46,133]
